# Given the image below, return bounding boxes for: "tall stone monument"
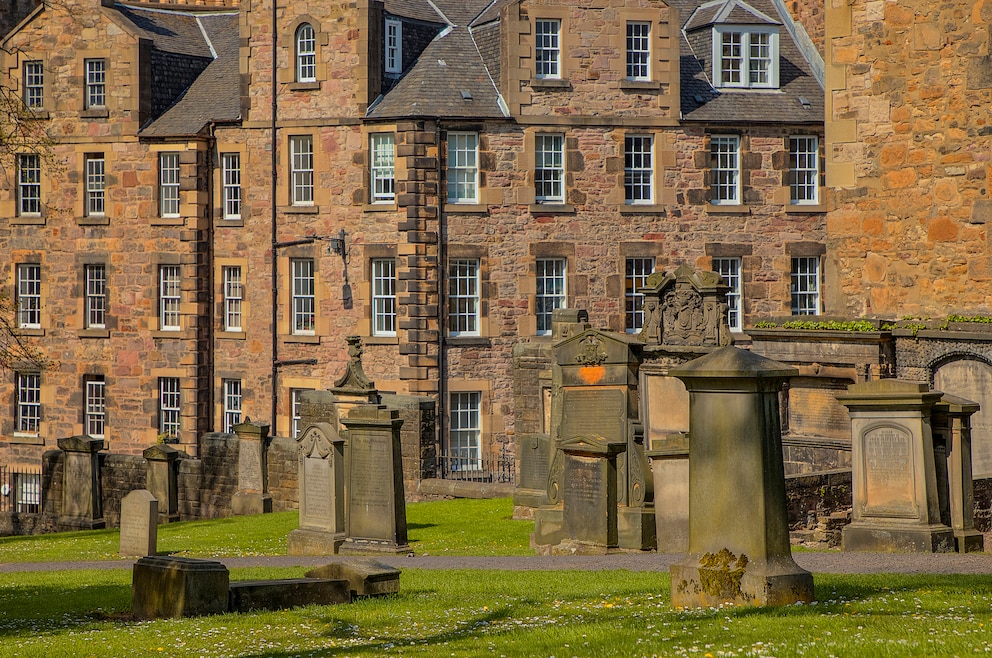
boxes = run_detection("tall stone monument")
[231,419,273,516]
[288,421,346,555]
[838,380,956,553]
[669,346,813,608]
[57,435,106,531]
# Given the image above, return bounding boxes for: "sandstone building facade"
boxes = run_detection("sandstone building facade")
[0,0,826,480]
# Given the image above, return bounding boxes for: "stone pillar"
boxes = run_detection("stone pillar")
[287,422,346,555]
[932,395,984,553]
[57,436,106,531]
[231,419,273,516]
[143,444,182,523]
[339,405,409,555]
[646,432,689,554]
[669,346,813,608]
[838,380,955,553]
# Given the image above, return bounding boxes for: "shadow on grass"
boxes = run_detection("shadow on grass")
[0,583,132,636]
[406,522,437,531]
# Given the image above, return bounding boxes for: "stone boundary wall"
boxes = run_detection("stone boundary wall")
[267,436,300,512]
[784,469,852,529]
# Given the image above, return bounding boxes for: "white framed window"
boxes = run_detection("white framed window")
[624,135,654,204]
[535,258,566,335]
[790,136,819,205]
[16,263,41,329]
[626,22,651,80]
[791,256,821,316]
[291,388,312,439]
[85,154,105,216]
[223,265,243,332]
[370,133,395,203]
[85,377,106,439]
[290,135,314,206]
[15,473,40,513]
[159,377,181,439]
[713,26,778,88]
[291,258,315,335]
[535,134,564,204]
[448,391,482,471]
[385,18,402,74]
[447,132,479,204]
[535,19,561,79]
[371,258,397,337]
[84,264,107,329]
[222,152,241,219]
[296,23,316,83]
[625,257,654,333]
[85,58,106,108]
[159,265,181,331]
[159,152,180,217]
[710,135,741,205]
[713,257,743,332]
[17,154,41,216]
[223,379,242,433]
[15,372,41,435]
[448,259,480,337]
[23,61,44,109]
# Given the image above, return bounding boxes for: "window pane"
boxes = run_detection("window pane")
[86,155,105,216]
[16,264,41,329]
[222,153,242,219]
[223,266,243,332]
[626,22,650,80]
[789,136,819,204]
[535,134,564,203]
[85,264,107,329]
[296,24,316,82]
[16,372,41,434]
[24,61,44,109]
[370,134,395,203]
[448,258,480,336]
[372,258,396,336]
[85,59,106,108]
[536,258,566,334]
[625,257,654,333]
[159,265,181,331]
[160,377,181,439]
[224,379,242,433]
[290,136,314,205]
[713,257,743,331]
[624,135,653,203]
[159,153,180,217]
[18,154,41,216]
[448,392,482,471]
[791,257,820,316]
[291,258,315,334]
[385,19,402,74]
[720,32,742,85]
[447,132,479,203]
[710,135,740,204]
[85,378,106,438]
[535,20,560,79]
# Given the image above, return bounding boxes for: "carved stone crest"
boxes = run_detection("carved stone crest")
[639,263,732,347]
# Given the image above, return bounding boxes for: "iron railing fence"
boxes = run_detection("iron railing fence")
[0,465,42,514]
[437,450,515,485]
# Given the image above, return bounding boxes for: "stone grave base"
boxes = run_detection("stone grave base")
[287,528,344,556]
[132,557,230,619]
[338,538,411,555]
[842,522,955,553]
[511,504,537,521]
[232,492,273,516]
[954,530,985,553]
[306,559,401,597]
[58,517,106,532]
[618,506,656,551]
[229,578,350,612]
[670,551,814,608]
[531,506,564,550]
[512,488,546,513]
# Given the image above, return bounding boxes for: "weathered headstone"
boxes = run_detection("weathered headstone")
[131,556,230,619]
[514,433,554,509]
[669,346,813,608]
[646,432,689,553]
[339,405,409,554]
[287,422,346,555]
[120,489,158,557]
[305,558,402,598]
[557,435,625,553]
[838,380,955,553]
[932,394,985,553]
[232,419,273,516]
[57,435,106,531]
[143,443,181,523]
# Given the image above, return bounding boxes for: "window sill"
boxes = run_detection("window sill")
[10,215,45,225]
[619,204,666,214]
[81,108,109,119]
[531,78,570,90]
[364,203,397,212]
[620,80,661,91]
[529,203,575,214]
[786,203,826,213]
[445,203,488,214]
[151,330,183,339]
[446,336,490,347]
[289,81,320,91]
[217,331,246,340]
[707,204,751,215]
[284,334,320,344]
[282,205,320,214]
[9,434,44,445]
[78,329,110,339]
[76,215,109,226]
[151,217,184,226]
[16,328,44,337]
[23,109,50,120]
[365,335,398,345]
[218,217,245,227]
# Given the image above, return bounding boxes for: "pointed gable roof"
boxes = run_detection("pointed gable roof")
[684,0,779,31]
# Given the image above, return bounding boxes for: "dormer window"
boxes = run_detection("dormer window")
[385,19,402,74]
[713,26,778,88]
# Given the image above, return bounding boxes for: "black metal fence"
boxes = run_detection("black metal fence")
[0,465,42,514]
[437,450,515,485]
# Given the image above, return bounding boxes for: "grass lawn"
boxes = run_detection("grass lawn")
[2,498,991,656]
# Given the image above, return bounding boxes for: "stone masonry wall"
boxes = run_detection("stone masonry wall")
[267,436,299,512]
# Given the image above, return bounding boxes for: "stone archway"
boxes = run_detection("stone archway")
[933,358,992,478]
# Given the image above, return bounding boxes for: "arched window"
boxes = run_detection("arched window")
[296,24,316,83]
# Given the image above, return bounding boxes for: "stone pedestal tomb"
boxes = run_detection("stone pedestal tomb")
[558,435,626,553]
[288,422,346,555]
[931,395,984,553]
[339,405,409,555]
[231,419,273,516]
[838,381,956,553]
[669,347,813,608]
[143,444,181,523]
[57,435,106,531]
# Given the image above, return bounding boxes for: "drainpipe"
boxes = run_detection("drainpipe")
[435,121,446,476]
[205,123,217,437]
[269,0,280,431]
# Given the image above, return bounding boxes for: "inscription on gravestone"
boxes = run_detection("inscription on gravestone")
[864,426,917,517]
[519,435,551,491]
[302,457,332,528]
[120,490,157,557]
[348,430,393,540]
[561,388,626,440]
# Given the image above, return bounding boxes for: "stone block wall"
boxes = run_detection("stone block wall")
[100,453,147,527]
[194,434,239,518]
[267,436,300,512]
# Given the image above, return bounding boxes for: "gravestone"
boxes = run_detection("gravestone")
[932,395,984,553]
[120,489,158,557]
[288,422,346,555]
[514,433,554,509]
[838,380,955,553]
[339,405,409,554]
[57,435,106,531]
[232,419,273,516]
[669,346,814,608]
[132,557,230,619]
[558,435,625,553]
[143,444,181,523]
[645,432,689,553]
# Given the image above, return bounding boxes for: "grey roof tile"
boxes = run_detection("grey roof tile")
[383,0,444,24]
[112,4,213,57]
